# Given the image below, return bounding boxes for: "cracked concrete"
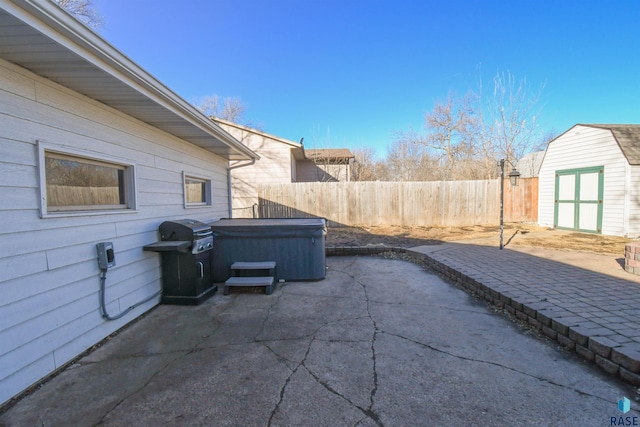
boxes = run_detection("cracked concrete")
[1,256,637,426]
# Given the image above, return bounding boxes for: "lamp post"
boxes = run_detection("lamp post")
[499,159,521,250]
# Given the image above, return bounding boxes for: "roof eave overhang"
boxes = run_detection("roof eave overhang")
[0,0,257,161]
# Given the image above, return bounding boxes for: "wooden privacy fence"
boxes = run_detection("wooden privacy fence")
[257,178,538,227]
[504,177,538,223]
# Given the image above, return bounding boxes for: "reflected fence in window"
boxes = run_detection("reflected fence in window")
[46,184,122,208]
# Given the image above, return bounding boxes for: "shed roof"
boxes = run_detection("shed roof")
[582,124,640,165]
[0,0,257,161]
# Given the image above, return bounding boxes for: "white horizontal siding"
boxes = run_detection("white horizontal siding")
[627,166,640,237]
[0,58,229,405]
[1,355,55,411]
[0,251,48,282]
[0,137,36,165]
[538,125,629,236]
[0,222,117,259]
[0,58,36,100]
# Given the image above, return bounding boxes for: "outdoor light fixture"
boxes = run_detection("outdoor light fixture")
[498,159,520,250]
[509,168,521,187]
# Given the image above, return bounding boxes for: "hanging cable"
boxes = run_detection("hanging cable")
[99,270,161,321]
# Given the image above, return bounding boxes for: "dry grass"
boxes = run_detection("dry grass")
[325,223,637,256]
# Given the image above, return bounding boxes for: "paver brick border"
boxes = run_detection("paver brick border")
[326,245,640,386]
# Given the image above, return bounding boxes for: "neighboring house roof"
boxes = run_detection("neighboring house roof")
[582,124,640,165]
[516,151,544,178]
[0,0,257,161]
[305,148,355,161]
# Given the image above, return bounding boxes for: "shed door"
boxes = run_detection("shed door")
[554,166,603,233]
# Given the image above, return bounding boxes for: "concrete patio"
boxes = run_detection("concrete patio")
[0,255,636,426]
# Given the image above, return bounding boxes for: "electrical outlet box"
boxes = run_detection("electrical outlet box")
[96,242,116,270]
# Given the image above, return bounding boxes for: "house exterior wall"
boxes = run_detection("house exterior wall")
[538,125,629,236]
[296,160,351,182]
[216,122,295,218]
[0,58,229,405]
[290,152,297,183]
[628,166,640,237]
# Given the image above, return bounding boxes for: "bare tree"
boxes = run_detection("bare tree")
[482,70,546,162]
[384,135,436,182]
[193,95,247,123]
[388,70,547,181]
[351,147,382,181]
[421,91,479,180]
[536,129,559,151]
[54,0,103,29]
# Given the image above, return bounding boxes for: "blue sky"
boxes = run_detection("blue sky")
[92,0,639,158]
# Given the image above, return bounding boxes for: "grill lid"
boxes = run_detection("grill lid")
[159,219,213,241]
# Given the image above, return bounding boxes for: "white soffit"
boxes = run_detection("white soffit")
[0,0,257,161]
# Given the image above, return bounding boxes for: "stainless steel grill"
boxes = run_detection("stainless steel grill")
[144,219,217,305]
[159,219,214,254]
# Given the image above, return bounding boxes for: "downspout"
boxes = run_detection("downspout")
[227,159,256,218]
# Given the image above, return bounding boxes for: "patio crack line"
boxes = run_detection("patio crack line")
[354,416,372,427]
[361,283,380,423]
[93,350,188,425]
[301,364,383,427]
[265,312,369,425]
[255,286,286,341]
[267,258,383,426]
[255,312,373,370]
[94,302,234,423]
[383,331,611,404]
[261,342,300,371]
[267,336,316,426]
[254,314,370,345]
[331,261,383,426]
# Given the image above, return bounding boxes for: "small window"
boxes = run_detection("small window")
[39,142,136,216]
[183,173,211,207]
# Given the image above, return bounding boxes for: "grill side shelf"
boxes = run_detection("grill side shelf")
[143,241,191,253]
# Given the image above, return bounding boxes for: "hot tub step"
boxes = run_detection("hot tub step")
[231,261,276,271]
[224,276,275,295]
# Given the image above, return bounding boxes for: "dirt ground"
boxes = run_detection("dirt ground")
[324,223,637,256]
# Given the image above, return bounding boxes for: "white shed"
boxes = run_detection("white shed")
[538,124,640,237]
[0,0,256,405]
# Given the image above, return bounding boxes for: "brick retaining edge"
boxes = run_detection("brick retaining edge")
[325,245,640,386]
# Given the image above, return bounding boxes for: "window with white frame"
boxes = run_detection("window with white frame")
[38,142,136,216]
[183,173,211,207]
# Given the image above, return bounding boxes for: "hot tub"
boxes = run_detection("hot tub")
[209,218,326,282]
